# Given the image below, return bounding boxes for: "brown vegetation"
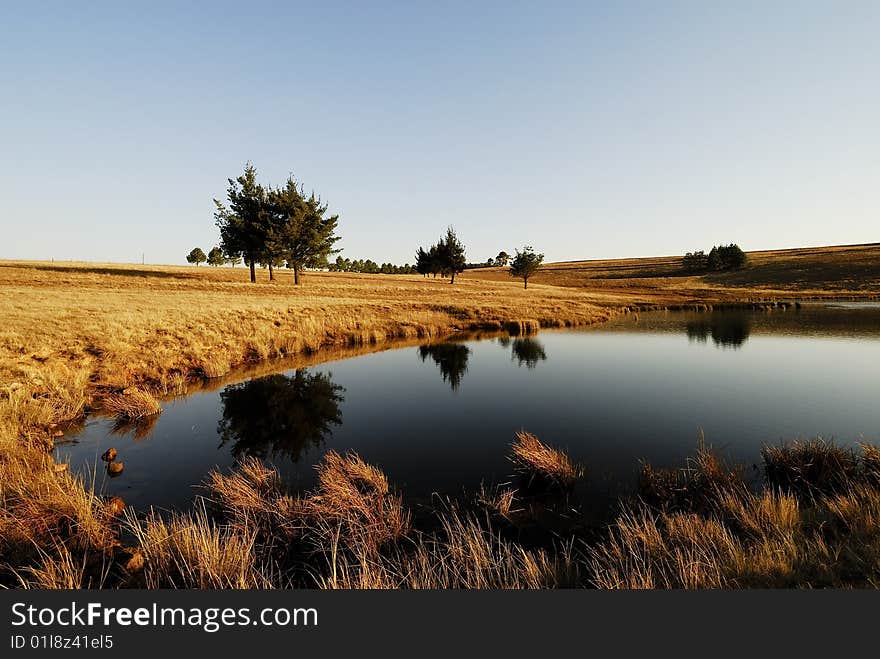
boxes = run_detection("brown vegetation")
[1,247,878,589]
[470,242,880,305]
[511,431,583,488]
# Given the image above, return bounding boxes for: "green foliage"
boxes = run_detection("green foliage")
[508,246,544,289]
[214,163,272,282]
[186,247,207,266]
[684,244,747,272]
[682,250,708,272]
[707,244,747,271]
[495,251,510,267]
[269,176,341,285]
[326,255,415,274]
[207,246,225,267]
[415,227,467,283]
[438,227,466,283]
[213,165,341,284]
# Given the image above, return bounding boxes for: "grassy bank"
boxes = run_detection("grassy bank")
[0,260,615,586]
[1,251,878,588]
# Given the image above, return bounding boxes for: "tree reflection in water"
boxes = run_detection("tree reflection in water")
[510,337,547,369]
[417,342,470,391]
[686,313,751,348]
[218,369,345,461]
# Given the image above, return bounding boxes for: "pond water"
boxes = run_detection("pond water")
[56,303,880,512]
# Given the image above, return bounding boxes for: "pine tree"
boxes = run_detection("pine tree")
[214,164,271,283]
[270,177,341,285]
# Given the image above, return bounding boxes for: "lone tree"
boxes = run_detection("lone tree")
[270,176,341,285]
[437,227,466,284]
[207,246,225,267]
[214,163,271,283]
[509,246,544,289]
[495,251,510,267]
[186,247,207,266]
[225,254,242,267]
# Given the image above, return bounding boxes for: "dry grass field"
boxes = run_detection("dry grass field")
[470,243,880,305]
[1,243,879,589]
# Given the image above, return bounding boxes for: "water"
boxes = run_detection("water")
[56,304,880,512]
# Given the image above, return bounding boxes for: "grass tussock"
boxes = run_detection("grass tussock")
[511,431,582,489]
[638,440,743,512]
[304,451,410,551]
[102,388,162,420]
[127,505,274,589]
[761,439,863,496]
[590,441,880,588]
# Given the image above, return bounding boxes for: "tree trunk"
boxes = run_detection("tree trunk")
[294,266,300,285]
[524,278,528,289]
[450,272,455,284]
[249,256,256,283]
[268,263,274,281]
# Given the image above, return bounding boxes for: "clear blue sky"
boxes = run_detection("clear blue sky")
[2,1,877,265]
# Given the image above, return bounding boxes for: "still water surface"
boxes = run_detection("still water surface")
[56,304,880,511]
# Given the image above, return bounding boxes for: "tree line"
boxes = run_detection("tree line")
[328,257,416,275]
[189,164,547,289]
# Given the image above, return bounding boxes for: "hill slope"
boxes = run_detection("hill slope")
[468,243,880,305]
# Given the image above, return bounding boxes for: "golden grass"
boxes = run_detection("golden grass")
[102,388,162,419]
[127,505,273,589]
[761,439,861,496]
[470,242,880,304]
[510,431,583,488]
[0,260,614,586]
[2,253,879,589]
[304,451,410,550]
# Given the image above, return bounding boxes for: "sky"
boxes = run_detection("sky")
[1,1,878,265]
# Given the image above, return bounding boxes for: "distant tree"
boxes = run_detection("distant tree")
[214,163,272,283]
[437,227,467,284]
[495,251,510,267]
[207,246,225,267]
[707,244,748,271]
[682,250,708,272]
[186,247,207,266]
[415,247,431,277]
[225,254,242,268]
[270,177,341,285]
[428,244,444,278]
[486,257,495,267]
[509,246,544,289]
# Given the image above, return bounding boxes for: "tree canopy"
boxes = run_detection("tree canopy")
[207,246,225,267]
[213,164,341,284]
[270,178,341,285]
[214,164,271,283]
[509,246,544,289]
[415,227,466,283]
[186,247,206,266]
